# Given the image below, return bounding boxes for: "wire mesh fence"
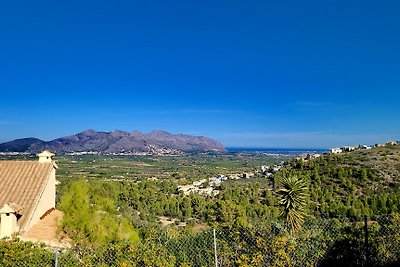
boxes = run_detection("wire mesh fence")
[2,215,400,266]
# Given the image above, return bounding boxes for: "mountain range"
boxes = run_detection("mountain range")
[0,130,226,154]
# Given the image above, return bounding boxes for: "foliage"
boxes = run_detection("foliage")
[3,216,400,266]
[273,147,400,220]
[59,179,140,246]
[277,176,309,234]
[6,147,400,265]
[0,238,54,267]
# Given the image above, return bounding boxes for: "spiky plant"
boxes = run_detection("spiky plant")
[277,176,309,234]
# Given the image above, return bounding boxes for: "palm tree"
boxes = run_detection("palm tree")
[277,176,309,234]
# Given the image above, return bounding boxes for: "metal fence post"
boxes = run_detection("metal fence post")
[213,228,218,267]
[54,249,60,267]
[364,215,370,266]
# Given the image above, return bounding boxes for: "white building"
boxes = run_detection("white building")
[342,146,357,152]
[193,179,207,187]
[360,145,372,150]
[386,141,399,146]
[330,148,343,154]
[178,185,195,195]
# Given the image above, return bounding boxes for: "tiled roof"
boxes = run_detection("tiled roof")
[21,209,72,247]
[0,160,56,231]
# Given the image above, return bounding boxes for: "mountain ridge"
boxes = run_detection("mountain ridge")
[0,138,45,152]
[0,130,226,154]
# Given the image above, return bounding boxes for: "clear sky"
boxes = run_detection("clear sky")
[1,0,399,148]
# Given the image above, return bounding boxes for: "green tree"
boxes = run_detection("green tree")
[277,176,309,234]
[59,179,140,246]
[59,179,92,241]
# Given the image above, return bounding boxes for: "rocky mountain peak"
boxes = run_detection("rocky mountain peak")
[0,130,226,154]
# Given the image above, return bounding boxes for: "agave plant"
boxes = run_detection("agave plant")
[277,176,309,234]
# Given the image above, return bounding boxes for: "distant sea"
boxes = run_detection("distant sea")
[226,147,327,154]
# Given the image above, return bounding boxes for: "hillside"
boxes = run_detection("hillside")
[275,143,400,218]
[0,138,44,152]
[0,130,226,154]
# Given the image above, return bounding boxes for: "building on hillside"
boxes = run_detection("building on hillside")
[217,174,227,181]
[330,148,343,154]
[360,145,373,150]
[0,151,58,239]
[261,166,269,173]
[209,177,222,186]
[193,179,207,187]
[272,166,282,173]
[386,141,399,146]
[229,174,240,180]
[177,185,195,195]
[342,146,357,152]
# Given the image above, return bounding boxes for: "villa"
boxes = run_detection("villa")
[0,151,58,241]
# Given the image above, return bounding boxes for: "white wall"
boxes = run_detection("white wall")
[24,168,56,232]
[0,212,19,238]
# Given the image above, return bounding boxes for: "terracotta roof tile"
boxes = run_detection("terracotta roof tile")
[0,161,55,231]
[21,209,72,247]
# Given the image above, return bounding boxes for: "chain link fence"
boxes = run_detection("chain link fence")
[1,215,400,266]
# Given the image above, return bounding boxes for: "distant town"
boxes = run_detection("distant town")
[329,141,400,154]
[176,140,400,198]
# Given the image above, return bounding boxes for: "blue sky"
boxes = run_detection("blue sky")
[1,0,399,148]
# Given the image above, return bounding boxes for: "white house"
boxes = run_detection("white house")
[177,185,195,195]
[193,179,207,187]
[386,141,399,146]
[342,146,357,152]
[330,148,343,154]
[0,151,57,239]
[360,145,373,150]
